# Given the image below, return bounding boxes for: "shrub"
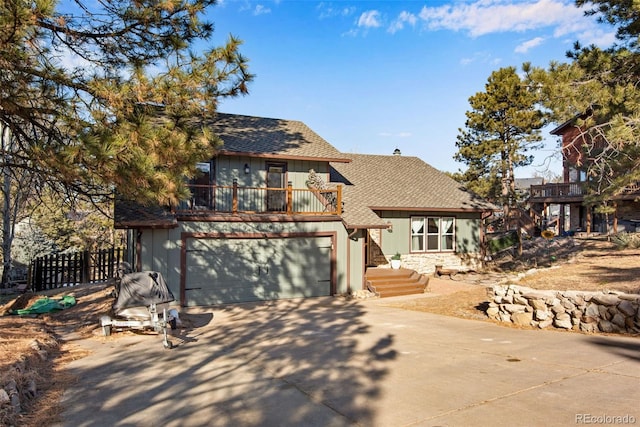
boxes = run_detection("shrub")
[610,232,640,249]
[488,231,518,253]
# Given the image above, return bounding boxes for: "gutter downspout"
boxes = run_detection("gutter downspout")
[346,228,359,295]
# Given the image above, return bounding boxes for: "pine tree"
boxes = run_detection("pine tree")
[454,66,545,228]
[529,0,640,203]
[0,0,253,207]
[0,0,254,285]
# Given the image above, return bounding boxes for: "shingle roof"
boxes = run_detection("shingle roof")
[210,113,351,162]
[114,199,177,229]
[331,153,497,229]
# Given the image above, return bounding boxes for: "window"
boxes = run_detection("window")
[411,216,455,252]
[411,218,424,251]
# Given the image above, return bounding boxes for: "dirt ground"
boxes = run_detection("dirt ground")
[385,237,640,321]
[1,236,639,426]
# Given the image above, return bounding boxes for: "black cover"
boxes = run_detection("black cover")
[113,271,175,312]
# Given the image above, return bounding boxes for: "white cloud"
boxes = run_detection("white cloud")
[515,36,545,53]
[357,10,382,29]
[253,4,271,15]
[388,11,417,34]
[418,0,584,36]
[317,3,355,19]
[415,0,617,49]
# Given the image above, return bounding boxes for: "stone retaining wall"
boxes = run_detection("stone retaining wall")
[486,285,640,334]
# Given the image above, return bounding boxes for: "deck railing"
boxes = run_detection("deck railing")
[530,181,640,200]
[530,183,586,199]
[177,181,342,216]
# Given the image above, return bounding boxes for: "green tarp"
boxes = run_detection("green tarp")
[15,295,77,315]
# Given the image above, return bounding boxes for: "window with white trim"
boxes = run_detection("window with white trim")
[411,216,455,252]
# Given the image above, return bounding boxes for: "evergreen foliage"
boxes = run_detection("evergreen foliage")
[529,0,640,203]
[454,66,545,216]
[0,0,253,285]
[0,0,254,207]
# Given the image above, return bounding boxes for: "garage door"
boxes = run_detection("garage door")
[184,236,332,305]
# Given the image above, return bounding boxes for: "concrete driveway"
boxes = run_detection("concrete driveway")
[56,295,640,427]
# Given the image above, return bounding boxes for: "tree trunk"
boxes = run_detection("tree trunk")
[1,126,11,287]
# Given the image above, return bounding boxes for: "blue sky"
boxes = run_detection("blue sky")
[207,0,617,178]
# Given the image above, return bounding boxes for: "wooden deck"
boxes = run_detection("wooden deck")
[365,267,430,298]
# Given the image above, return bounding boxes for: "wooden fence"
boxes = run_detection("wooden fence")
[29,247,125,291]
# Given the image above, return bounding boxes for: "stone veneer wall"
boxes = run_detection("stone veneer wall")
[388,252,482,275]
[486,284,640,334]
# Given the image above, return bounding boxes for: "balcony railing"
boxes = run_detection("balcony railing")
[177,181,342,216]
[530,181,640,201]
[530,183,586,199]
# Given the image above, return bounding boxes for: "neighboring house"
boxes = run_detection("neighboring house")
[115,113,495,306]
[528,112,640,234]
[515,177,544,201]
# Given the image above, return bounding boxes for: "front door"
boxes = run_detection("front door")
[266,163,286,211]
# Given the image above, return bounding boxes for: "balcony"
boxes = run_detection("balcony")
[529,181,640,204]
[176,181,342,216]
[529,183,586,203]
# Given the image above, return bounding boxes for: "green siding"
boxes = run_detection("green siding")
[138,219,351,305]
[375,211,483,256]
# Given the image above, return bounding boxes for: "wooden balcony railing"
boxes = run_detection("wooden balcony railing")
[530,183,586,199]
[177,181,342,216]
[530,181,640,201]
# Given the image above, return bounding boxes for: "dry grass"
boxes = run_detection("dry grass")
[386,237,640,323]
[0,283,112,426]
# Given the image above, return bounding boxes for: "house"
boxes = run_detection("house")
[115,113,495,306]
[528,112,640,234]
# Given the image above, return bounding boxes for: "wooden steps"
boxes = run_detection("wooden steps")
[365,268,430,298]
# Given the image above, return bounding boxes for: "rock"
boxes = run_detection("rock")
[581,315,598,324]
[494,295,504,304]
[502,304,527,314]
[514,295,528,305]
[522,290,551,300]
[551,304,566,314]
[580,322,598,333]
[499,312,512,322]
[530,299,548,311]
[611,313,627,328]
[561,299,576,312]
[598,305,611,320]
[546,296,560,306]
[0,388,9,404]
[511,311,533,326]
[554,313,572,329]
[6,379,21,414]
[538,318,553,329]
[486,307,499,319]
[591,294,621,306]
[535,309,550,321]
[598,319,615,333]
[618,300,637,317]
[493,286,507,297]
[585,303,600,317]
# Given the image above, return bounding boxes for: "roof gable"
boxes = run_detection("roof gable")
[331,153,496,228]
[210,113,351,162]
